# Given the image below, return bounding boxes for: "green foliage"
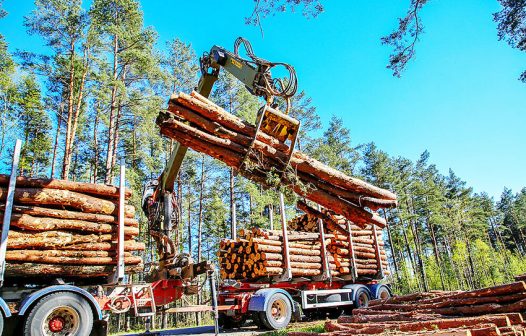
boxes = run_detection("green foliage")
[16,75,52,176]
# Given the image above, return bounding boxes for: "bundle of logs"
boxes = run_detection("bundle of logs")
[289,281,526,336]
[157,91,397,228]
[218,203,389,280]
[0,175,145,278]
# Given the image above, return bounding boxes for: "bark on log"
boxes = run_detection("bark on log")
[0,188,135,217]
[3,213,139,236]
[0,205,138,226]
[6,250,142,265]
[5,263,143,277]
[178,92,397,201]
[7,230,137,249]
[0,174,131,199]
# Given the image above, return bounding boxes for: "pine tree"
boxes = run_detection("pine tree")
[16,75,52,176]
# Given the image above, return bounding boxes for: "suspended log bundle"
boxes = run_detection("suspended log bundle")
[0,175,144,279]
[157,91,398,228]
[289,281,526,336]
[218,205,389,280]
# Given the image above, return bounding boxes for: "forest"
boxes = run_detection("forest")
[1,0,526,331]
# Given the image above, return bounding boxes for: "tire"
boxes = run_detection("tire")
[376,286,391,300]
[218,313,246,329]
[353,287,371,309]
[0,311,4,336]
[258,293,292,330]
[23,292,94,336]
[252,311,264,328]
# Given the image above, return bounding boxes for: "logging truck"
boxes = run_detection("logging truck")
[147,37,394,331]
[0,140,215,336]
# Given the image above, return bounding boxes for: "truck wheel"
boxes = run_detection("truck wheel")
[219,313,246,329]
[258,293,292,330]
[0,311,4,336]
[376,286,391,300]
[353,287,371,309]
[23,292,93,336]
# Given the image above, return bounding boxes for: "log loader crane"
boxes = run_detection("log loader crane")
[142,37,301,279]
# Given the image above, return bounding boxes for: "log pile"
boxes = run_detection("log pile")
[289,281,526,336]
[516,274,526,282]
[0,175,145,278]
[157,91,398,228]
[218,205,389,280]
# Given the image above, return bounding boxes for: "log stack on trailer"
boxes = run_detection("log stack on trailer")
[218,201,390,281]
[0,174,145,278]
[289,281,526,336]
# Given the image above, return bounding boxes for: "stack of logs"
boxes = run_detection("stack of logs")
[0,175,145,278]
[218,202,389,280]
[289,281,526,336]
[516,274,526,282]
[157,91,397,228]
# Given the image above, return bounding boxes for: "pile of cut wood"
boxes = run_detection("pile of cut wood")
[289,281,526,336]
[218,202,389,280]
[157,91,397,228]
[516,274,526,282]
[1,175,144,278]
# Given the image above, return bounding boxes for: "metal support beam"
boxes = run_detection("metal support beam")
[110,160,126,284]
[0,139,21,286]
[372,224,385,279]
[209,270,219,336]
[347,221,358,281]
[276,193,292,281]
[314,204,331,281]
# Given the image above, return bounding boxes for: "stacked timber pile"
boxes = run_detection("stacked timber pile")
[157,91,397,228]
[0,175,145,278]
[516,273,526,282]
[289,281,526,336]
[218,203,389,280]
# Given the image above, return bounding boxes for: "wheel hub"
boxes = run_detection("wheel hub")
[42,306,80,336]
[48,316,65,332]
[271,299,286,323]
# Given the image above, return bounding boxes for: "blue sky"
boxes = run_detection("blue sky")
[1,0,525,199]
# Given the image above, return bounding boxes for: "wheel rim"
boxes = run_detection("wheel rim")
[358,292,369,307]
[379,289,390,300]
[41,306,80,336]
[270,299,287,324]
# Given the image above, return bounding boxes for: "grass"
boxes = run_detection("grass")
[260,321,325,336]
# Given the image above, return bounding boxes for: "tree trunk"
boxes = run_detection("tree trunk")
[230,167,236,240]
[105,34,119,184]
[62,39,76,180]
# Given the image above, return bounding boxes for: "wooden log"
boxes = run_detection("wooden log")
[365,292,526,312]
[5,250,142,265]
[5,263,143,277]
[7,230,137,249]
[173,92,397,201]
[337,315,511,331]
[3,213,139,236]
[1,205,139,226]
[160,102,392,227]
[0,188,135,217]
[259,252,322,263]
[0,175,131,199]
[55,241,145,251]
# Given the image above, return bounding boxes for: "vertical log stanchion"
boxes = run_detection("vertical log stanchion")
[372,223,384,279]
[110,159,126,284]
[269,204,274,231]
[209,270,219,336]
[315,204,331,281]
[346,220,358,281]
[0,139,21,286]
[278,193,292,281]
